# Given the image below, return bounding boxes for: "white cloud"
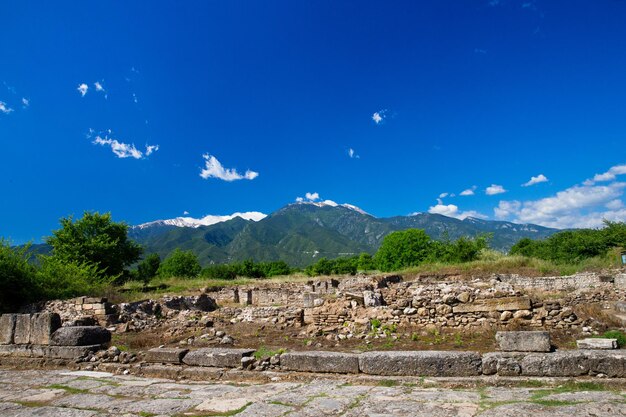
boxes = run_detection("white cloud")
[132,93,138,104]
[372,109,388,125]
[21,97,29,108]
[460,186,476,196]
[0,101,13,114]
[428,199,486,220]
[295,197,304,203]
[91,130,158,160]
[494,182,626,228]
[183,211,190,215]
[77,83,89,97]
[486,184,506,195]
[585,164,626,185]
[199,154,259,181]
[522,174,548,187]
[348,148,360,159]
[305,192,320,201]
[94,81,105,92]
[145,144,159,156]
[439,192,449,199]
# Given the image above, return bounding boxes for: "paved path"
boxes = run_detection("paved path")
[0,369,625,416]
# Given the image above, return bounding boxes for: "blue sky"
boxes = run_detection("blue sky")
[2,0,626,243]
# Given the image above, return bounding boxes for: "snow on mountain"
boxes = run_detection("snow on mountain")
[136,211,267,229]
[295,201,372,216]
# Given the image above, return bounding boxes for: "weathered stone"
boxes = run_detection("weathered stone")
[500,311,512,321]
[496,357,522,376]
[303,293,316,308]
[520,351,589,376]
[182,348,255,368]
[0,343,100,359]
[363,291,383,307]
[586,350,626,377]
[457,292,470,303]
[615,273,626,289]
[50,326,111,346]
[359,351,482,376]
[512,310,532,319]
[281,351,360,374]
[29,313,61,345]
[577,338,618,350]
[615,301,626,313]
[145,348,189,364]
[13,314,32,344]
[0,314,16,344]
[452,297,531,313]
[496,331,551,352]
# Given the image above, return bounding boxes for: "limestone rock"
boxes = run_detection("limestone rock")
[145,348,189,364]
[281,351,360,374]
[13,314,32,344]
[521,351,589,376]
[182,348,255,368]
[0,314,16,345]
[495,331,551,352]
[50,326,111,346]
[359,351,482,377]
[577,338,618,350]
[29,313,61,345]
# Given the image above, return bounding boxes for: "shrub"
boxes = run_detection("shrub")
[136,253,161,285]
[599,330,626,348]
[202,264,237,280]
[0,240,37,313]
[158,249,201,278]
[34,256,107,300]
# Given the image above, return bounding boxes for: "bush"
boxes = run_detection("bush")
[158,249,201,278]
[375,229,432,272]
[0,240,37,313]
[305,256,358,276]
[202,264,237,280]
[136,253,161,285]
[34,257,107,300]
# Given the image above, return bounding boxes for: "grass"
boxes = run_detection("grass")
[45,384,89,394]
[377,379,400,387]
[253,345,286,360]
[177,402,253,417]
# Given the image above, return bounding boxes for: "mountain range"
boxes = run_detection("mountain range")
[127,202,558,267]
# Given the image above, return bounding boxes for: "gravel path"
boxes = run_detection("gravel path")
[0,369,625,416]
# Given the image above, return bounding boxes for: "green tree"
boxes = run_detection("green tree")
[158,249,201,278]
[0,240,37,313]
[136,253,161,285]
[34,257,105,300]
[357,253,376,271]
[46,212,142,281]
[374,229,432,272]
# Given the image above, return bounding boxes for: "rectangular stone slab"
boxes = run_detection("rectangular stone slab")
[13,314,32,344]
[520,351,589,377]
[496,331,551,352]
[0,314,16,345]
[145,348,189,364]
[453,297,531,313]
[586,351,626,378]
[0,344,100,359]
[182,348,255,368]
[30,313,61,345]
[280,351,360,374]
[577,338,618,350]
[359,351,482,376]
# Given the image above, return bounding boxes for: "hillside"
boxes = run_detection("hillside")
[129,203,558,267]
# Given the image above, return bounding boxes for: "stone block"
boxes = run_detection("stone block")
[577,338,618,350]
[495,331,551,352]
[0,344,99,359]
[615,274,626,289]
[586,351,626,377]
[13,314,32,344]
[280,351,360,374]
[615,301,626,313]
[359,351,482,377]
[452,297,531,313]
[50,326,111,346]
[145,348,189,364]
[0,314,16,344]
[520,351,589,377]
[29,313,61,345]
[182,348,255,368]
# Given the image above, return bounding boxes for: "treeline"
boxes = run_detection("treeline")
[510,220,626,263]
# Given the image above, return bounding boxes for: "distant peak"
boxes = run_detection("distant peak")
[136,211,266,229]
[292,201,372,216]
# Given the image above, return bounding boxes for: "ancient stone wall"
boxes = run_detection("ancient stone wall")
[44,297,117,326]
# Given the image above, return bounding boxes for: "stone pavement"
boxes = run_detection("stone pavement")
[0,369,625,416]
